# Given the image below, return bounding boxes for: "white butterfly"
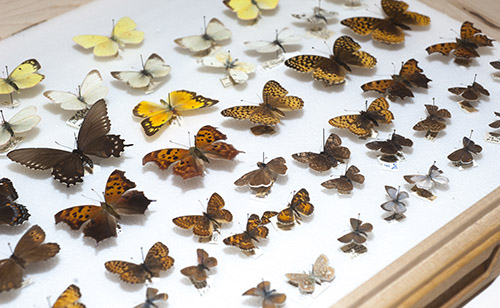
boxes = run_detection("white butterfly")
[381,186,409,214]
[0,106,40,148]
[111,53,171,94]
[44,70,108,110]
[244,27,301,53]
[292,6,338,25]
[404,164,449,191]
[199,52,255,84]
[174,18,231,52]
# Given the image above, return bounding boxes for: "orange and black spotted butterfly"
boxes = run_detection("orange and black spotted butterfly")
[0,178,29,226]
[448,76,490,101]
[223,214,271,252]
[447,136,482,166]
[284,36,376,86]
[172,192,232,239]
[426,21,494,63]
[341,0,430,44]
[0,225,60,292]
[54,169,152,243]
[142,125,241,179]
[134,288,168,308]
[328,97,394,138]
[52,284,85,308]
[277,188,314,226]
[361,58,431,101]
[180,249,217,289]
[337,217,373,244]
[292,133,350,172]
[243,281,286,308]
[321,165,365,194]
[365,131,413,162]
[413,104,451,139]
[105,242,174,284]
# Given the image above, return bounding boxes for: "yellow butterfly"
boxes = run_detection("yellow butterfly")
[73,17,144,57]
[223,0,279,20]
[133,90,218,136]
[0,59,44,95]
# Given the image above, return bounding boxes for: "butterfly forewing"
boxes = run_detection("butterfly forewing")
[52,284,85,308]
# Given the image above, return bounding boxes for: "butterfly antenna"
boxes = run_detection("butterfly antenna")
[140,247,145,262]
[473,74,477,83]
[140,54,145,68]
[322,128,325,147]
[198,200,206,211]
[4,65,9,76]
[7,242,13,254]
[203,16,207,31]
[54,141,73,150]
[168,139,188,148]
[311,46,330,56]
[262,152,265,163]
[432,97,436,106]
[0,110,5,123]
[46,296,52,308]
[111,19,116,36]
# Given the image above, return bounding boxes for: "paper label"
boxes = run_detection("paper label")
[67,108,89,129]
[220,76,235,88]
[306,28,334,40]
[0,136,25,153]
[259,55,285,71]
[378,158,400,171]
[485,132,500,144]
[458,100,478,113]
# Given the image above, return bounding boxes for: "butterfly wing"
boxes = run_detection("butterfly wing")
[367,97,394,124]
[399,59,431,88]
[0,259,24,292]
[195,125,240,161]
[329,114,371,137]
[229,61,255,84]
[142,147,190,170]
[105,260,148,284]
[286,273,316,293]
[1,59,44,93]
[170,90,218,112]
[221,105,258,121]
[341,17,382,36]
[53,284,84,308]
[292,188,314,217]
[73,35,118,57]
[113,17,144,45]
[175,35,212,52]
[361,79,394,95]
[335,36,377,68]
[13,225,60,264]
[206,18,232,41]
[173,215,211,237]
[143,53,171,79]
[44,90,87,111]
[313,254,335,282]
[5,105,41,135]
[245,40,280,53]
[321,177,353,194]
[133,100,173,136]
[79,70,108,106]
[286,54,345,85]
[346,165,365,184]
[277,207,295,225]
[111,71,150,89]
[144,242,175,277]
[106,170,151,215]
[207,192,233,223]
[264,80,304,110]
[223,231,255,251]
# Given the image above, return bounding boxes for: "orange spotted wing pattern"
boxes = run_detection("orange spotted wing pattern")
[105,242,174,284]
[277,188,314,226]
[321,165,365,194]
[142,125,241,179]
[413,104,451,139]
[284,36,376,86]
[426,21,494,61]
[54,169,152,243]
[172,192,232,238]
[361,59,431,101]
[223,214,270,252]
[52,284,85,308]
[328,97,394,138]
[341,0,430,44]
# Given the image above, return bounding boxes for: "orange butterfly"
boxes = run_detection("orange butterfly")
[172,192,232,239]
[341,0,430,44]
[223,213,271,252]
[426,21,494,63]
[52,284,85,308]
[277,188,314,226]
[284,36,376,86]
[328,97,394,138]
[142,125,241,179]
[54,170,152,243]
[105,242,174,284]
[361,58,431,101]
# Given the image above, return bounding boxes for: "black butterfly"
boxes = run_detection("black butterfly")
[7,100,129,187]
[0,178,29,226]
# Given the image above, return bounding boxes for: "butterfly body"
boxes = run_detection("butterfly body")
[277,188,314,226]
[338,218,373,244]
[223,214,269,252]
[286,254,334,294]
[0,59,44,95]
[321,165,364,194]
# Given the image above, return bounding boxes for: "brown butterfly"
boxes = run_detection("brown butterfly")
[447,136,482,166]
[341,0,430,44]
[338,217,373,244]
[426,21,494,63]
[105,242,174,284]
[134,288,168,308]
[491,61,500,80]
[329,97,394,138]
[142,125,241,179]
[413,104,451,139]
[52,284,85,308]
[55,169,152,243]
[223,214,270,252]
[234,156,287,196]
[0,178,29,226]
[243,281,286,308]
[365,131,413,162]
[490,112,500,129]
[448,76,490,101]
[0,225,60,292]
[292,133,350,172]
[7,100,128,187]
[180,249,217,289]
[361,58,431,101]
[277,188,314,226]
[172,192,232,239]
[321,165,365,194]
[286,254,335,294]
[284,35,376,86]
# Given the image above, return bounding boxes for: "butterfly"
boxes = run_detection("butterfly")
[172,192,232,239]
[380,185,409,214]
[142,125,241,179]
[491,61,500,80]
[234,157,287,196]
[292,133,350,172]
[52,284,85,308]
[448,77,490,101]
[223,0,279,20]
[174,18,231,53]
[0,225,60,292]
[413,104,451,139]
[321,165,364,194]
[286,254,335,294]
[242,281,286,308]
[447,136,482,166]
[73,17,144,57]
[180,249,217,289]
[365,131,413,162]
[134,288,168,308]
[284,35,376,86]
[7,100,128,187]
[337,217,373,244]
[0,178,29,226]
[341,0,430,44]
[245,28,301,54]
[328,97,394,138]
[404,163,448,191]
[221,80,304,133]
[223,214,270,252]
[105,242,174,284]
[133,90,218,136]
[199,51,255,84]
[292,5,338,26]
[111,54,171,94]
[490,112,500,129]
[361,58,431,101]
[54,169,152,243]
[0,105,40,151]
[426,21,494,62]
[277,188,314,226]
[0,59,44,95]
